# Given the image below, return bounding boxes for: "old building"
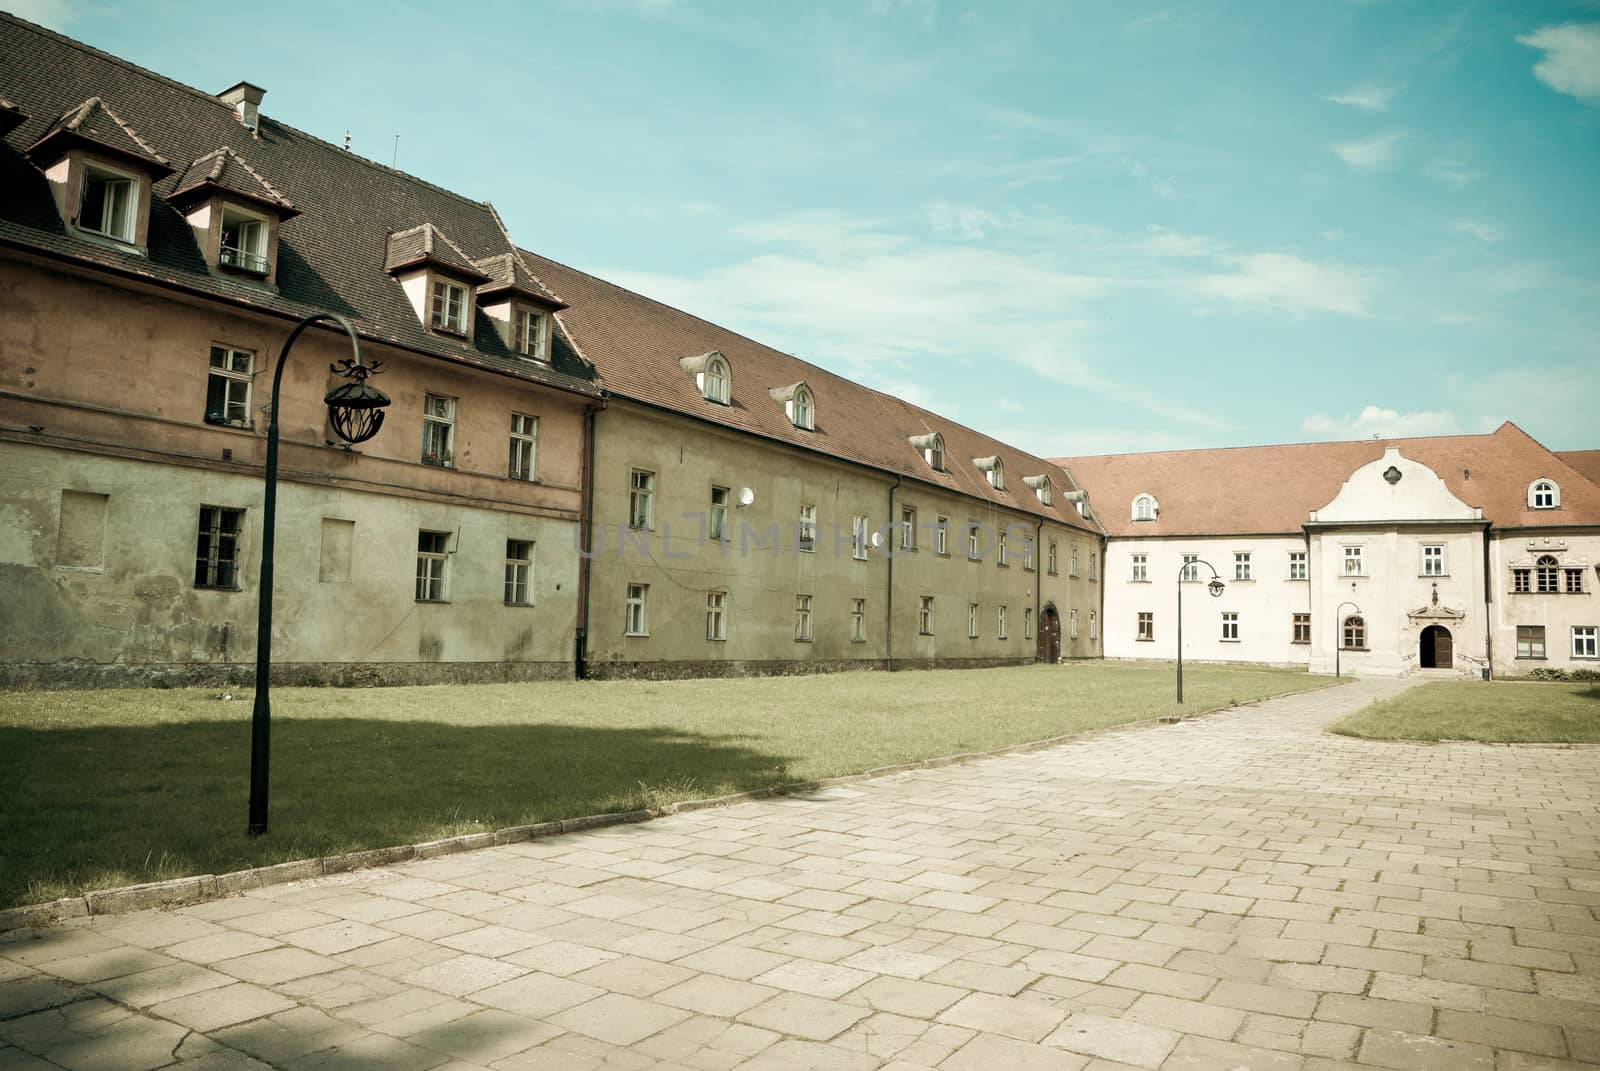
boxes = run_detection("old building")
[1058,423,1600,678]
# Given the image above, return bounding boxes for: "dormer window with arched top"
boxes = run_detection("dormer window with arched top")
[1528,479,1560,510]
[1024,474,1052,506]
[973,456,1004,491]
[1133,493,1158,521]
[680,352,731,405]
[908,432,945,472]
[770,382,815,430]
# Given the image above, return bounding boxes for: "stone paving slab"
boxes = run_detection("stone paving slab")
[3,675,1599,1068]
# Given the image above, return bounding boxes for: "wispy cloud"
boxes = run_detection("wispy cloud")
[1325,84,1401,111]
[1302,406,1463,440]
[1123,10,1174,32]
[1192,253,1373,317]
[1426,158,1477,188]
[1331,132,1403,170]
[5,0,74,29]
[1517,23,1600,105]
[1454,218,1506,243]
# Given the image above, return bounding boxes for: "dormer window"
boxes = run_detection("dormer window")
[703,354,730,404]
[1133,494,1158,521]
[770,382,815,430]
[470,251,570,356]
[909,432,945,472]
[80,163,136,242]
[219,205,268,274]
[169,147,297,286]
[1024,475,1052,506]
[27,97,174,254]
[512,307,547,360]
[1529,479,1560,510]
[431,278,468,333]
[387,224,490,336]
[973,456,1004,491]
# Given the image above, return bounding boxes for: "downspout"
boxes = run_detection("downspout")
[1482,522,1493,680]
[1035,517,1044,662]
[576,398,604,680]
[886,476,900,672]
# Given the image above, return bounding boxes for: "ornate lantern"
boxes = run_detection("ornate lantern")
[1207,578,1225,598]
[324,358,390,444]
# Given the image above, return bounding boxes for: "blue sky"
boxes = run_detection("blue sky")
[16,0,1600,455]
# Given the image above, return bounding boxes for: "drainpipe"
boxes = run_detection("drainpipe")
[1035,518,1044,662]
[576,399,603,680]
[1481,523,1493,681]
[886,476,900,672]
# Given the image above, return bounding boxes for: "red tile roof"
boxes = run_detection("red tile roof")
[1557,450,1600,488]
[1056,422,1600,536]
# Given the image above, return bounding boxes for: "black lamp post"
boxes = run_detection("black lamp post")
[249,313,389,837]
[1176,559,1226,703]
[1334,601,1362,679]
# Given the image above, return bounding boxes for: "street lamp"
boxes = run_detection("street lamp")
[1176,559,1225,703]
[249,313,390,837]
[1334,601,1362,679]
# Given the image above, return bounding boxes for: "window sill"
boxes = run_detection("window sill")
[1288,577,1309,582]
[505,602,535,608]
[1575,655,1600,661]
[1514,655,1547,661]
[416,599,450,605]
[917,632,934,637]
[936,552,951,559]
[1232,579,1254,584]
[196,586,243,593]
[1420,574,1450,579]
[707,637,725,643]
[624,632,649,638]
[421,460,455,470]
[1341,647,1370,652]
[1047,570,1059,577]
[430,325,470,339]
[794,638,813,644]
[997,562,1010,569]
[850,638,867,644]
[1291,640,1310,646]
[204,416,256,431]
[1342,574,1367,580]
[1220,638,1240,643]
[1135,637,1154,643]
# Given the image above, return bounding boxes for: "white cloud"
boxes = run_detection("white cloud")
[5,0,74,29]
[925,202,1002,240]
[1454,219,1506,243]
[1517,23,1600,104]
[1302,406,1463,440]
[1426,160,1477,188]
[1192,254,1373,317]
[1331,132,1403,170]
[1325,84,1400,111]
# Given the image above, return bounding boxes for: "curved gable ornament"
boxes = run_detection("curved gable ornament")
[1309,446,1481,523]
[1407,583,1466,622]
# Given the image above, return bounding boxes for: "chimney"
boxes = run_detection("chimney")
[218,82,266,132]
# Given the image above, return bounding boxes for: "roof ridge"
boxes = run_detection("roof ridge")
[52,94,170,164]
[1054,426,1512,465]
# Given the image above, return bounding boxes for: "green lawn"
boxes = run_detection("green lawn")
[0,661,1329,908]
[1331,680,1600,743]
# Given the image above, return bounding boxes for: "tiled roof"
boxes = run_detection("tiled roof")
[0,13,598,398]
[169,147,298,217]
[0,95,24,138]
[384,223,491,282]
[26,94,172,174]
[471,251,565,308]
[1057,422,1600,537]
[520,249,1102,533]
[1557,450,1600,488]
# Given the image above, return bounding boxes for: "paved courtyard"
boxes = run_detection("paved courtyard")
[3,676,1598,1070]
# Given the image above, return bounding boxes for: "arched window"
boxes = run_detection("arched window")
[909,432,945,472]
[793,386,814,429]
[1529,479,1559,509]
[1133,494,1157,522]
[987,458,1005,490]
[702,355,730,404]
[1536,555,1560,593]
[1342,615,1365,650]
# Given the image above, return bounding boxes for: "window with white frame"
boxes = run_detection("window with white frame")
[1292,613,1311,644]
[966,523,981,559]
[1181,553,1199,582]
[1221,611,1239,641]
[987,458,1005,491]
[918,596,934,635]
[1234,553,1251,581]
[799,504,817,552]
[628,469,654,530]
[852,514,869,561]
[1535,555,1560,593]
[625,583,649,635]
[1070,546,1080,577]
[1422,544,1445,577]
[509,413,538,481]
[1517,625,1545,659]
[1137,612,1153,641]
[998,605,1008,639]
[512,307,546,360]
[1529,479,1559,510]
[700,354,730,403]
[416,530,449,602]
[195,506,244,589]
[79,164,136,242]
[709,486,729,542]
[422,394,456,467]
[851,597,866,643]
[1089,610,1097,640]
[1048,541,1058,575]
[430,278,468,333]
[901,506,917,551]
[1023,537,1035,570]
[1566,568,1585,594]
[1089,552,1097,581]
[1069,608,1079,639]
[1343,545,1364,577]
[927,436,944,471]
[795,594,813,641]
[1131,553,1148,582]
[997,528,1008,566]
[935,516,949,556]
[706,591,726,640]
[1024,607,1033,640]
[792,386,815,430]
[1574,626,1598,659]
[219,205,268,273]
[1289,551,1307,580]
[967,602,978,639]
[504,539,533,605]
[205,345,254,427]
[1513,567,1532,593]
[1132,494,1157,522]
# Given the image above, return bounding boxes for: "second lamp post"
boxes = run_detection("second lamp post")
[1176,558,1226,703]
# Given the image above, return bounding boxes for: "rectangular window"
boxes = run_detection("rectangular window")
[1089,610,1097,641]
[504,539,533,605]
[1575,626,1598,659]
[1513,568,1531,593]
[799,504,817,553]
[1289,551,1308,580]
[1565,569,1584,594]
[852,514,869,561]
[966,523,981,560]
[1131,553,1147,582]
[1422,545,1445,577]
[709,486,729,542]
[1089,553,1097,581]
[195,506,244,589]
[1221,611,1239,641]
[430,278,467,332]
[512,308,546,359]
[219,209,267,273]
[416,530,449,602]
[997,528,1008,566]
[795,594,813,642]
[998,605,1008,639]
[1343,545,1364,577]
[422,394,456,467]
[851,597,866,643]
[629,469,654,530]
[205,345,254,427]
[934,516,949,556]
[1517,625,1545,659]
[1024,607,1033,640]
[1023,537,1035,571]
[967,602,978,639]
[80,166,135,242]
[1069,609,1079,639]
[901,506,917,551]
[1234,553,1251,581]
[706,591,726,641]
[509,413,538,481]
[1137,612,1153,642]
[1048,542,1058,575]
[918,596,934,636]
[1292,613,1311,644]
[1537,562,1560,594]
[1181,554,1198,582]
[625,583,649,636]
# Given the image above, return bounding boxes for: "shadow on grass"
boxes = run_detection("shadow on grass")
[0,718,793,908]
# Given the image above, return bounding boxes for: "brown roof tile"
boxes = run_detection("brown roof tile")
[1557,450,1600,488]
[26,95,172,175]
[169,146,298,217]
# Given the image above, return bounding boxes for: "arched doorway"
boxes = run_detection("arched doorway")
[1038,604,1061,663]
[1420,625,1453,669]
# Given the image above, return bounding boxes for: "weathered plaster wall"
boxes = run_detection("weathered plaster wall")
[1491,530,1600,674]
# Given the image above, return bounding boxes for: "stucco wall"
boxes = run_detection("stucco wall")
[1491,530,1600,673]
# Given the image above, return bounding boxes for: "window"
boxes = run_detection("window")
[1137,612,1153,642]
[1089,553,1097,581]
[1292,613,1311,644]
[1181,554,1198,582]
[80,165,135,242]
[1289,551,1307,580]
[1566,569,1585,594]
[1513,568,1531,594]
[430,278,468,333]
[927,437,944,471]
[966,523,981,560]
[1234,553,1251,581]
[1048,542,1058,575]
[998,605,1008,639]
[967,603,978,639]
[997,529,1008,566]
[929,515,947,556]
[851,597,866,643]
[706,591,726,640]
[512,308,546,360]
[416,530,449,602]
[792,386,815,430]
[1023,537,1035,570]
[795,594,813,642]
[799,504,817,553]
[1131,553,1147,582]
[1422,545,1444,577]
[509,414,538,481]
[1529,479,1559,510]
[987,458,1005,491]
[1024,608,1033,640]
[422,394,455,467]
[918,596,934,635]
[1517,625,1545,659]
[1342,615,1365,650]
[1536,556,1560,594]
[901,506,917,551]
[1089,611,1097,641]
[709,486,729,542]
[700,354,730,403]
[1032,478,1051,506]
[1069,609,1079,639]
[1221,612,1238,641]
[626,583,649,636]
[205,345,253,427]
[629,469,654,530]
[1572,626,1597,659]
[1070,547,1080,577]
[504,540,533,605]
[852,515,869,561]
[1132,494,1157,522]
[195,506,244,589]
[1343,545,1364,577]
[219,206,267,274]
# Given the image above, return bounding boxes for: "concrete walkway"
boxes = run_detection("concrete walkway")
[3,677,1598,1070]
